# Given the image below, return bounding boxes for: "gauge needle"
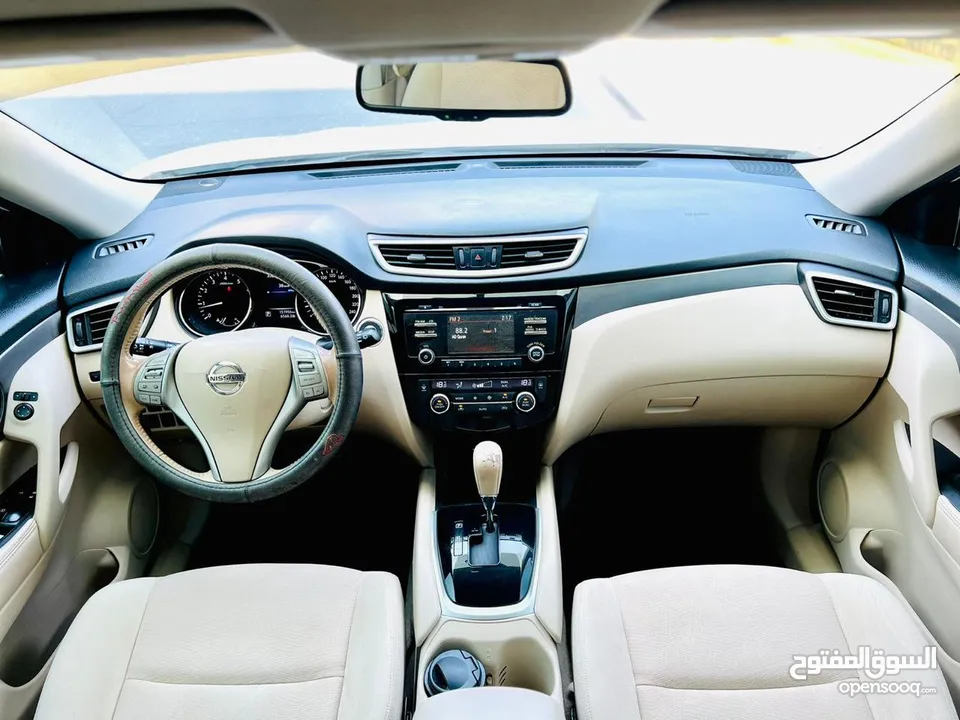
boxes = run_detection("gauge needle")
[199,302,224,309]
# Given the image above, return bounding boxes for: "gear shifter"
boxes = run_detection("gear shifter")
[473,440,503,531]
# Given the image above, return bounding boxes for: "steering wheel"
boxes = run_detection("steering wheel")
[100,244,363,502]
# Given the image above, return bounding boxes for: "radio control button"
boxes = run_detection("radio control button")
[527,346,546,363]
[418,347,436,366]
[430,394,451,414]
[516,391,536,413]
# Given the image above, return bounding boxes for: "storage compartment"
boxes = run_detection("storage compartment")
[417,618,561,704]
[0,549,118,686]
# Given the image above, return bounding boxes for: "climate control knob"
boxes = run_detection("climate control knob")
[527,346,545,363]
[515,391,536,413]
[418,347,436,366]
[430,393,451,414]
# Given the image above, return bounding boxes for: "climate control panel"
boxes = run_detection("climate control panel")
[407,376,552,431]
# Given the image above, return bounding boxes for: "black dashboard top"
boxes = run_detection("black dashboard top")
[62,157,901,308]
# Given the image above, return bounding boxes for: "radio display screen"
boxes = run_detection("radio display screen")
[447,312,515,355]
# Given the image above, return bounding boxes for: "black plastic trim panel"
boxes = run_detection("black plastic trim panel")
[0,266,62,354]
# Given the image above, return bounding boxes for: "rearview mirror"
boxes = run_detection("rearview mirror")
[356,60,571,121]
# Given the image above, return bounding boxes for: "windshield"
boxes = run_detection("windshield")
[1,37,958,180]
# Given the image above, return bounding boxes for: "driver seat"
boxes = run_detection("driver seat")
[33,564,404,720]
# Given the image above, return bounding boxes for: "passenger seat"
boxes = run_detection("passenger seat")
[572,564,957,719]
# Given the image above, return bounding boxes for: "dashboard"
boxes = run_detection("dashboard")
[47,156,905,465]
[174,261,364,337]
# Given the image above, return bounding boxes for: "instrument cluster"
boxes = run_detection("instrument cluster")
[176,260,363,337]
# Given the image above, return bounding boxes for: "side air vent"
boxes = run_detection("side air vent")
[804,269,897,330]
[95,235,151,258]
[67,298,121,352]
[368,230,587,278]
[807,215,866,235]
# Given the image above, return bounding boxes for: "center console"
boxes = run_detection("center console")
[385,292,573,432]
[390,293,572,712]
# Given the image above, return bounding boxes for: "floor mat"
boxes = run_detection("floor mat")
[557,428,784,613]
[187,433,420,591]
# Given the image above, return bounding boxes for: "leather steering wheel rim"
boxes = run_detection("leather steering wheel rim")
[100,243,363,502]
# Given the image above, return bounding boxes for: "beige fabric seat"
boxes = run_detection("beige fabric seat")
[573,564,958,720]
[35,564,404,720]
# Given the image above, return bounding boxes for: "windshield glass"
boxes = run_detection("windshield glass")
[1,37,958,180]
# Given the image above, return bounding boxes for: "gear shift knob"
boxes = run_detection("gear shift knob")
[473,441,503,529]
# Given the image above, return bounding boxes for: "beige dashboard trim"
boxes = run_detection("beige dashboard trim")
[544,284,892,464]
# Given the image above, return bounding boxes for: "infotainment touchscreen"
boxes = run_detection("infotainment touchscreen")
[447,312,516,355]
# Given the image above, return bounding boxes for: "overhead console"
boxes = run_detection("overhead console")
[385,292,574,432]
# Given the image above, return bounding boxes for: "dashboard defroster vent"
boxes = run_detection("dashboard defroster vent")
[66,298,121,353]
[95,235,151,258]
[369,230,587,278]
[807,215,866,235]
[802,268,897,331]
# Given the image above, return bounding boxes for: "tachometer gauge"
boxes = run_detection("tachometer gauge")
[179,269,253,335]
[295,264,363,334]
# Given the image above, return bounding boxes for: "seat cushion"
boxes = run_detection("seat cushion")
[572,564,958,720]
[35,564,404,720]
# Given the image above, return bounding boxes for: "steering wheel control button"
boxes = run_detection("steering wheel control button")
[516,391,536,413]
[430,394,451,414]
[13,403,34,421]
[418,347,436,366]
[527,345,545,363]
[297,361,317,373]
[137,381,162,393]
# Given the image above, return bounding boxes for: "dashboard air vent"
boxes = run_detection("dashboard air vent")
[377,244,457,270]
[494,160,649,170]
[499,237,580,268]
[95,235,151,258]
[309,163,461,181]
[368,230,587,278]
[67,299,120,352]
[804,270,896,330]
[807,215,866,235]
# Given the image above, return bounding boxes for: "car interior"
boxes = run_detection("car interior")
[3,1,960,719]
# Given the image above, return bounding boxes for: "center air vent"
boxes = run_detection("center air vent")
[803,269,897,330]
[369,230,587,278]
[66,298,121,352]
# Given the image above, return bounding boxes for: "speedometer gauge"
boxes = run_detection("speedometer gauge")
[295,264,363,334]
[179,269,252,335]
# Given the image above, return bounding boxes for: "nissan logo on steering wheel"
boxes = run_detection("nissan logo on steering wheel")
[206,361,247,395]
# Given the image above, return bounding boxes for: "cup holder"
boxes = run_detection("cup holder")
[424,633,557,697]
[424,649,487,696]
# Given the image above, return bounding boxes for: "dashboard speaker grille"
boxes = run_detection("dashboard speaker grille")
[369,230,587,278]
